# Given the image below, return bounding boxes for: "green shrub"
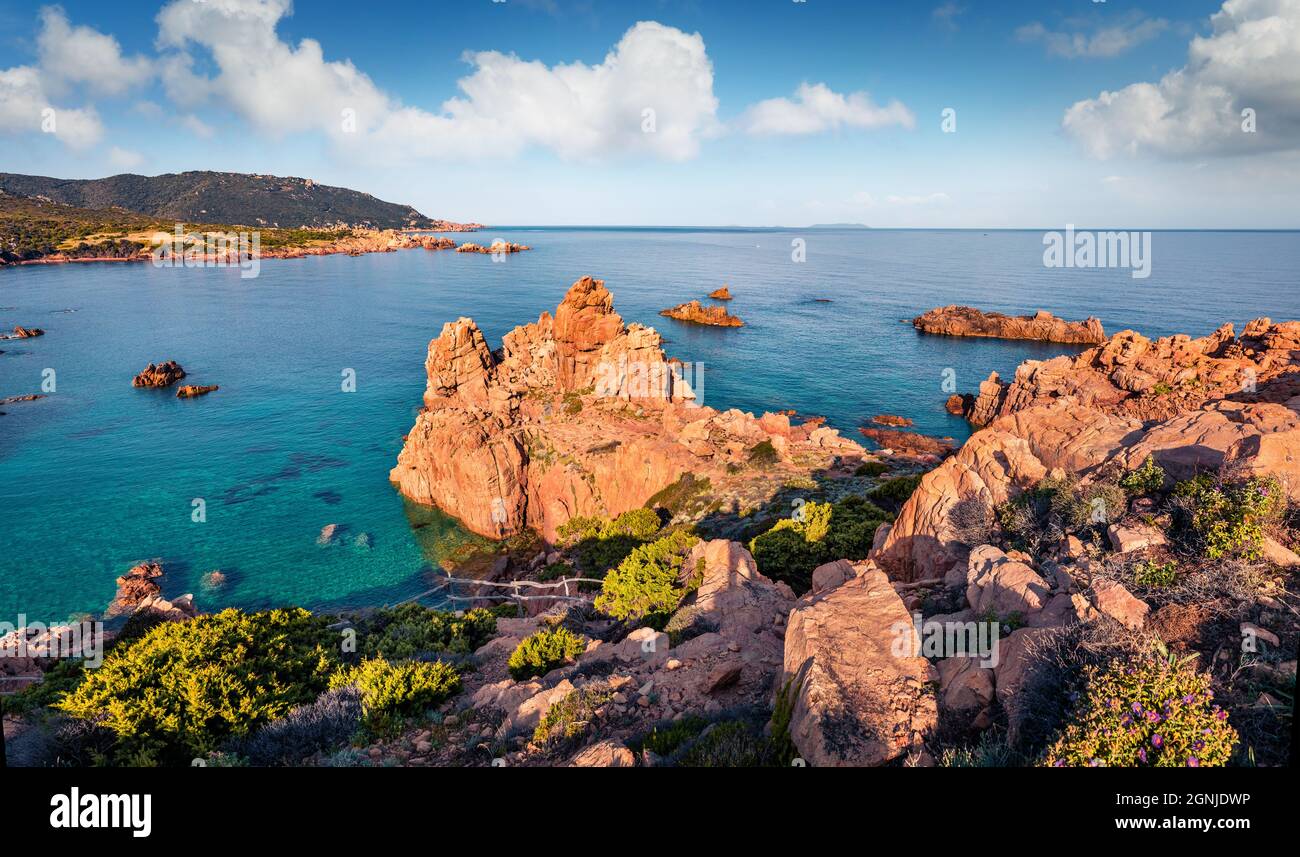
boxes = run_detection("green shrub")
[1120,457,1166,496]
[1175,475,1284,560]
[354,604,497,660]
[532,685,613,746]
[556,508,664,573]
[57,608,339,765]
[675,720,775,767]
[330,658,460,734]
[508,626,587,680]
[1133,560,1178,588]
[5,657,87,715]
[854,461,889,478]
[747,440,779,467]
[595,529,701,624]
[644,473,712,516]
[633,716,710,757]
[1041,656,1238,767]
[868,475,923,506]
[748,496,890,593]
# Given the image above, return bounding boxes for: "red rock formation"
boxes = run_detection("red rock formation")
[871,414,913,427]
[659,300,744,327]
[391,276,865,540]
[859,427,954,458]
[9,325,44,338]
[455,240,530,254]
[708,285,733,300]
[132,361,186,388]
[782,561,938,766]
[913,305,1105,345]
[965,318,1300,426]
[176,384,219,398]
[106,561,164,617]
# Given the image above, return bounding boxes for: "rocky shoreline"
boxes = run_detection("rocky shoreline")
[6,284,1297,770]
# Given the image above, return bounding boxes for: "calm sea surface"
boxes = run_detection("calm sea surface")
[2,228,1298,620]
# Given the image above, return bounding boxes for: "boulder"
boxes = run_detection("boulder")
[1091,579,1149,630]
[568,740,636,767]
[965,545,1050,618]
[913,306,1106,345]
[1107,523,1168,554]
[781,564,937,766]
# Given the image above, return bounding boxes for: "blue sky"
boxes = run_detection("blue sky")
[2,0,1298,227]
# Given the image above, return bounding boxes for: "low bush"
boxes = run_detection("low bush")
[353,603,497,660]
[1120,457,1166,496]
[644,473,712,517]
[747,440,779,467]
[748,496,890,593]
[1133,560,1178,588]
[854,461,890,478]
[674,719,776,767]
[329,658,460,734]
[557,508,665,573]
[868,474,923,507]
[56,608,339,765]
[507,626,587,680]
[234,687,363,766]
[1174,474,1284,560]
[533,685,613,747]
[1041,655,1238,767]
[595,529,701,624]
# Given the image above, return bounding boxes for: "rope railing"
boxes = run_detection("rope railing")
[395,572,604,609]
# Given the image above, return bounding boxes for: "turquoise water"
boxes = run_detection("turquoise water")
[2,228,1298,621]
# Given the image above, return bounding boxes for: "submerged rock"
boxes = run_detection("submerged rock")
[660,300,744,327]
[913,305,1105,345]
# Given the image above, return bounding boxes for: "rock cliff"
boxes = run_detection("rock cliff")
[391,276,866,541]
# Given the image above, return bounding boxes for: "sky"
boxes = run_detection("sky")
[1,0,1298,228]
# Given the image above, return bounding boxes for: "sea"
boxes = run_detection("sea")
[2,227,1297,620]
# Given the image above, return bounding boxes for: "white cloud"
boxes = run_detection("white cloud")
[37,5,153,96]
[154,1,720,161]
[740,82,914,136]
[0,65,102,149]
[1017,15,1169,59]
[107,146,145,170]
[932,3,965,32]
[179,114,215,139]
[1063,0,1300,158]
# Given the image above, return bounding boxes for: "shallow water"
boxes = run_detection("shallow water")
[2,228,1297,620]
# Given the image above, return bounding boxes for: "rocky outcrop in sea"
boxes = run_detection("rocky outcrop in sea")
[913,305,1105,345]
[659,300,744,327]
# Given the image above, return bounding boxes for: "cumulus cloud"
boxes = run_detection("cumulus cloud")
[37,5,153,95]
[155,0,719,161]
[1063,0,1300,158]
[1017,14,1169,59]
[0,6,149,149]
[0,65,103,148]
[740,82,914,136]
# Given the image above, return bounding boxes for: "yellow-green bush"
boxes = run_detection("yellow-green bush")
[354,603,497,660]
[508,626,587,680]
[1042,656,1237,767]
[1176,475,1284,560]
[595,529,701,623]
[329,657,460,733]
[57,608,339,765]
[556,507,664,573]
[748,495,890,593]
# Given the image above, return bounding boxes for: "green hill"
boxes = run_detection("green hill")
[0,171,443,230]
